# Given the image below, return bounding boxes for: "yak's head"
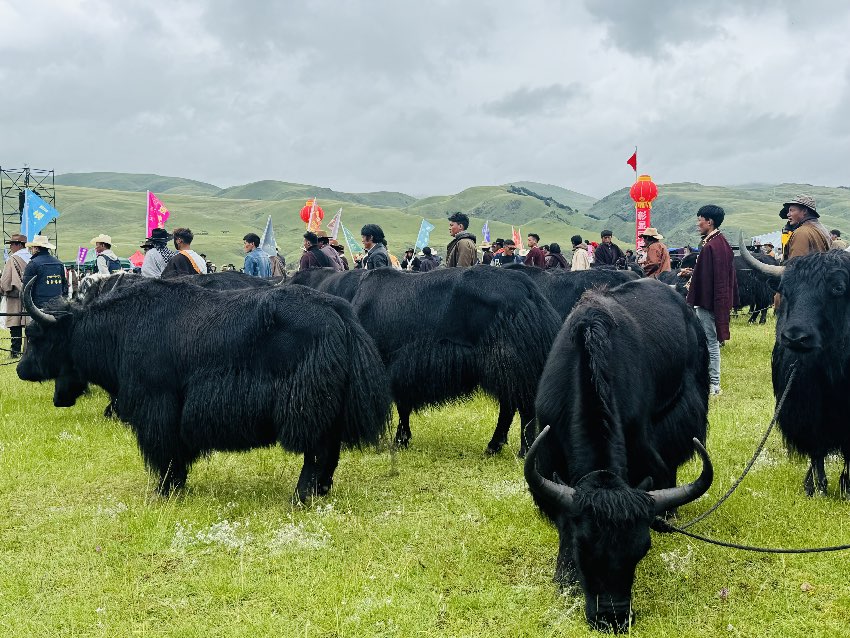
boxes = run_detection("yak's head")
[17,280,87,407]
[739,232,850,358]
[525,426,713,633]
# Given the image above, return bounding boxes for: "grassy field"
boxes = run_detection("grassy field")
[1,314,849,637]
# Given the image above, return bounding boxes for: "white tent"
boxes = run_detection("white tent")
[749,230,782,247]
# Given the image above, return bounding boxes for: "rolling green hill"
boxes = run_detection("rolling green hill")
[215,180,417,209]
[54,172,221,197]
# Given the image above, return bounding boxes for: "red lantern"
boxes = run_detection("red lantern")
[629,174,658,210]
[299,200,325,224]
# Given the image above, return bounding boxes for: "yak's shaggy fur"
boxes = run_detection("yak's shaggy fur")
[18,279,391,501]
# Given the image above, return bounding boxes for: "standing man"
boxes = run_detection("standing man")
[0,234,30,357]
[360,224,390,269]
[640,227,671,278]
[524,233,545,268]
[570,235,591,271]
[141,228,175,278]
[90,234,122,274]
[418,247,439,272]
[830,229,847,251]
[781,195,831,260]
[446,212,477,267]
[161,228,208,278]
[316,232,344,271]
[594,230,625,267]
[681,205,738,397]
[243,232,272,277]
[300,232,334,270]
[22,235,67,307]
[400,248,420,271]
[480,242,493,265]
[491,239,522,266]
[332,243,349,270]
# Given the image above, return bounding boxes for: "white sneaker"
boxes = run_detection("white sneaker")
[710,385,722,396]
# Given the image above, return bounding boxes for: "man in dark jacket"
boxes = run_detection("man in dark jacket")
[524,233,545,268]
[400,248,421,271]
[446,212,477,267]
[300,232,334,270]
[22,235,67,306]
[418,247,439,272]
[359,224,390,269]
[161,227,208,278]
[594,229,625,267]
[682,205,738,396]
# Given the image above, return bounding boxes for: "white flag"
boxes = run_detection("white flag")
[327,208,343,240]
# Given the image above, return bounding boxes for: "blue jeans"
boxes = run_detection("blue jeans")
[695,307,720,387]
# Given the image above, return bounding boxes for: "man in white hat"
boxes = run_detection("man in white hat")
[22,235,67,306]
[640,227,671,278]
[90,233,122,274]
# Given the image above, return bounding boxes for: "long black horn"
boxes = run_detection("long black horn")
[23,278,57,325]
[649,438,713,514]
[524,425,576,511]
[738,231,784,278]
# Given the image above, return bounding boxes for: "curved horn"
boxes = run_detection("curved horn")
[274,274,287,286]
[524,425,576,511]
[23,278,57,325]
[738,231,785,278]
[649,438,713,514]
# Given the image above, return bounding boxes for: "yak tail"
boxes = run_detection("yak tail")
[339,317,393,448]
[570,298,621,438]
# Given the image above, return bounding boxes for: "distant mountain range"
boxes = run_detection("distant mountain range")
[47,172,850,265]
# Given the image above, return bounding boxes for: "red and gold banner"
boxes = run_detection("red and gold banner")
[630,174,658,249]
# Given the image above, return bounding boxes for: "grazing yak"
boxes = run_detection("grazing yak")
[740,239,850,497]
[343,267,562,454]
[18,278,391,502]
[504,264,639,319]
[525,278,713,632]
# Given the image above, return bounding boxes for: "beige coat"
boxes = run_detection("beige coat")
[571,245,591,271]
[785,219,831,260]
[0,253,31,327]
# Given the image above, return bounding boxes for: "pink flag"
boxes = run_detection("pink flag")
[146,191,171,237]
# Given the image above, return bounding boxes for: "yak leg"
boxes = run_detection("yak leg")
[839,457,850,500]
[317,431,343,497]
[517,407,536,458]
[748,305,758,324]
[394,405,413,448]
[486,400,515,455]
[803,456,828,496]
[295,428,343,503]
[132,402,190,494]
[759,308,768,324]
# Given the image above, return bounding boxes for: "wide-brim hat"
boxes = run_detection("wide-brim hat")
[5,233,26,245]
[147,228,172,242]
[29,235,55,250]
[780,194,818,219]
[640,227,664,240]
[90,233,112,245]
[140,240,154,249]
[479,241,492,249]
[332,243,345,252]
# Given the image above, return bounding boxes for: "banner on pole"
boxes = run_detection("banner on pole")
[512,226,523,250]
[327,208,342,240]
[341,223,362,259]
[76,247,88,265]
[482,220,490,243]
[414,219,436,252]
[146,191,171,238]
[21,190,61,241]
[260,215,277,256]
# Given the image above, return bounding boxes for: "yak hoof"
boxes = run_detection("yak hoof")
[839,472,850,500]
[486,440,505,455]
[394,433,411,449]
[803,466,828,497]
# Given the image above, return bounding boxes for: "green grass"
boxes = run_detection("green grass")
[1,315,848,636]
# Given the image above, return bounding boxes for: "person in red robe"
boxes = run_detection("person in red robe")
[681,205,739,396]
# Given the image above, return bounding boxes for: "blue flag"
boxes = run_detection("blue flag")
[259,215,277,257]
[482,220,490,243]
[21,190,60,241]
[414,219,436,252]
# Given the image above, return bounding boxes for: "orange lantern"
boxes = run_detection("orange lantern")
[629,174,658,249]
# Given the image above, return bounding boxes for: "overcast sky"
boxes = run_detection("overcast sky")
[2,1,849,198]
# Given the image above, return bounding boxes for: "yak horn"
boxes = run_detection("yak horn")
[23,278,58,325]
[648,438,713,514]
[524,425,576,511]
[738,231,785,278]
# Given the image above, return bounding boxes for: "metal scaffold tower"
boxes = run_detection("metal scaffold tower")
[0,166,58,255]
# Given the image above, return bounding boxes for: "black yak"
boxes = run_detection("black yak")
[525,278,712,632]
[740,239,850,497]
[290,268,366,301]
[18,278,391,502]
[347,267,562,454]
[734,252,778,324]
[504,264,639,319]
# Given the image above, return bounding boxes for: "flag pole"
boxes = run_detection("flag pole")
[145,190,149,238]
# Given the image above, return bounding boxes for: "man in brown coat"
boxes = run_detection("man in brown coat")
[446,212,477,267]
[781,194,831,260]
[0,234,31,357]
[640,227,671,278]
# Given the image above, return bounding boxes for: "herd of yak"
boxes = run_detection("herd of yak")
[14,234,850,633]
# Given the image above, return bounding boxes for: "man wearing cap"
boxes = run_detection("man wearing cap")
[594,230,625,267]
[91,234,122,274]
[23,235,67,307]
[479,242,493,265]
[0,234,31,357]
[141,228,176,278]
[830,229,847,251]
[640,227,671,278]
[161,228,208,278]
[331,243,349,270]
[400,247,421,271]
[316,231,344,271]
[780,194,831,260]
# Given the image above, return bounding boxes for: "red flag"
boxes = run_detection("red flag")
[626,151,637,172]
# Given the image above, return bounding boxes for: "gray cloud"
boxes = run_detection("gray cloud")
[1,1,849,198]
